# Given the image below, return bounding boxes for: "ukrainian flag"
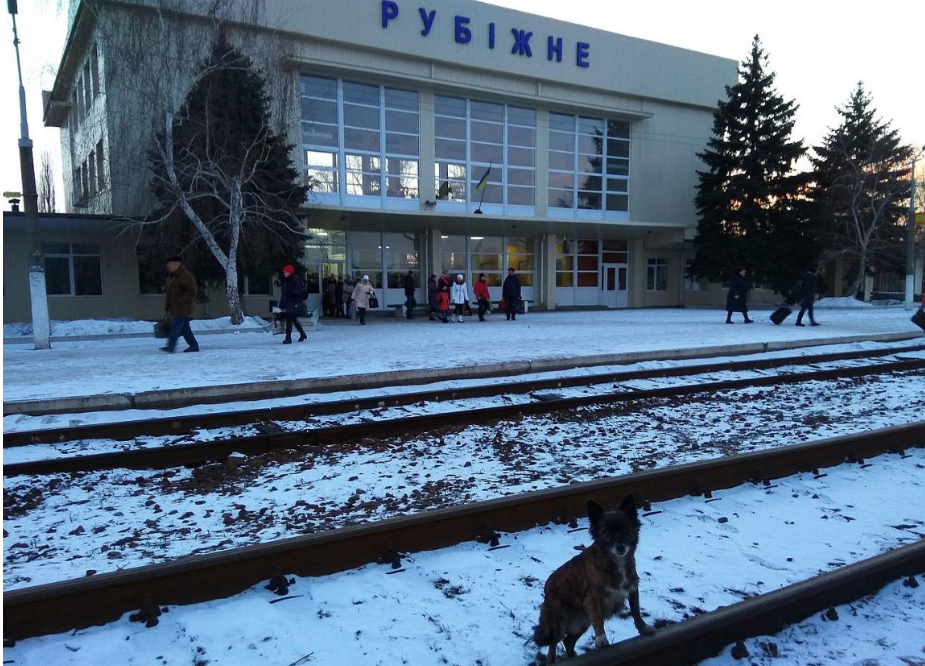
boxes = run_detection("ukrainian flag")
[475,162,493,190]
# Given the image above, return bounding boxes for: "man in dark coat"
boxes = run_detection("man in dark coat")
[161,255,200,352]
[403,270,416,319]
[427,274,438,321]
[795,269,820,327]
[725,267,753,324]
[279,264,308,344]
[502,267,521,321]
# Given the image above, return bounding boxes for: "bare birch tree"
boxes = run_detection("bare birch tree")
[38,149,56,213]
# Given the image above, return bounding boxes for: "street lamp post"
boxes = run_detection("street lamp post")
[8,0,50,349]
[906,146,925,309]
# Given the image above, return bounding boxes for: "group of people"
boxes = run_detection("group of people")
[725,266,821,326]
[423,268,522,323]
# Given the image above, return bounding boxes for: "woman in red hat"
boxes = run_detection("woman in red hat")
[279,264,308,344]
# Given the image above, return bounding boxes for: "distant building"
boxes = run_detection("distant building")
[7,0,748,323]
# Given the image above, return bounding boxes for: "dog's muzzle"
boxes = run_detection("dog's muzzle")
[613,544,629,557]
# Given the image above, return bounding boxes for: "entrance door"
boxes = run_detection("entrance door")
[600,263,628,308]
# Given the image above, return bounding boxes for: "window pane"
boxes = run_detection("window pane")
[577,154,603,174]
[578,134,602,155]
[507,126,535,148]
[308,168,338,192]
[384,88,418,111]
[435,95,466,118]
[606,158,629,176]
[471,237,502,253]
[548,151,574,170]
[507,237,534,253]
[577,271,598,287]
[42,242,71,254]
[470,142,502,163]
[345,153,380,171]
[471,120,502,144]
[607,120,629,138]
[549,131,574,152]
[345,170,381,195]
[507,168,534,186]
[548,171,574,189]
[301,97,337,124]
[578,190,602,210]
[386,133,419,156]
[556,255,574,271]
[302,122,338,147]
[606,178,628,193]
[548,113,574,132]
[602,252,627,263]
[607,139,629,158]
[343,81,379,105]
[577,240,598,254]
[507,186,534,205]
[435,116,466,140]
[507,106,535,127]
[606,194,629,211]
[549,189,573,208]
[577,255,598,270]
[472,254,501,270]
[72,243,99,254]
[44,257,71,294]
[386,109,418,134]
[386,158,418,198]
[578,116,603,135]
[436,138,466,160]
[306,151,337,167]
[507,146,535,167]
[470,100,502,122]
[74,256,102,295]
[137,246,166,294]
[602,239,627,251]
[345,128,380,152]
[300,75,337,99]
[344,104,379,129]
[556,271,573,287]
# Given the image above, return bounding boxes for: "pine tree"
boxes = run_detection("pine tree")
[148,33,308,324]
[689,36,814,301]
[809,83,914,299]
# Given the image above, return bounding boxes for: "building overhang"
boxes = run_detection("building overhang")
[43,1,94,127]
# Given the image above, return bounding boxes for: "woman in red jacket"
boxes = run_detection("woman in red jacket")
[474,273,491,322]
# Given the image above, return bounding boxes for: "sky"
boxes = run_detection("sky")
[1,0,924,207]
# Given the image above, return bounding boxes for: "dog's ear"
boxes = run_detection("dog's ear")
[619,494,639,521]
[587,499,605,536]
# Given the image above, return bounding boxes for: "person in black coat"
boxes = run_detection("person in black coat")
[427,274,439,321]
[502,267,522,321]
[725,267,753,324]
[795,269,820,327]
[279,265,307,344]
[403,270,417,319]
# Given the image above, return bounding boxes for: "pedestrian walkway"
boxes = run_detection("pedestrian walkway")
[3,306,922,411]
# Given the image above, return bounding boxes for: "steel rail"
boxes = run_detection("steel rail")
[5,358,924,477]
[4,421,923,640]
[564,540,925,666]
[6,344,924,448]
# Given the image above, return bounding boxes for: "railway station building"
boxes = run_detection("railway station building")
[4,0,742,322]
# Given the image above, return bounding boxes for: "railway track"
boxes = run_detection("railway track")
[5,354,924,476]
[7,343,924,448]
[5,421,923,642]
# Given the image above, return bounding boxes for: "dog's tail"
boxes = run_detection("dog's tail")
[532,604,555,647]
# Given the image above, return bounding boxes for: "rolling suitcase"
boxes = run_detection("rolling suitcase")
[770,306,792,325]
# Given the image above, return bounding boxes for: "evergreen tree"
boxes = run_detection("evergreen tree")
[689,36,814,301]
[809,83,914,299]
[148,33,308,323]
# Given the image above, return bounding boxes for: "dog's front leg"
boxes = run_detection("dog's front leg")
[584,595,609,648]
[629,588,655,636]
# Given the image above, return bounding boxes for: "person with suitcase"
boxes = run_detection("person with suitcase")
[725,267,753,324]
[795,269,820,327]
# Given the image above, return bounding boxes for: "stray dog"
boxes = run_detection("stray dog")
[533,495,655,662]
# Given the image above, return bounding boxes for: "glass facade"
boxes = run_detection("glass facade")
[43,242,102,296]
[548,114,629,214]
[434,96,536,210]
[301,75,420,202]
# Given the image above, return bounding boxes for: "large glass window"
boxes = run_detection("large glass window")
[440,235,468,275]
[43,242,102,296]
[384,232,421,288]
[647,258,669,291]
[349,231,384,288]
[301,75,419,201]
[471,236,503,286]
[137,245,167,295]
[555,238,599,287]
[434,96,535,207]
[507,237,535,287]
[549,114,629,213]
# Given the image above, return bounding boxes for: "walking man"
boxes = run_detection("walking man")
[502,267,521,321]
[795,268,820,327]
[725,266,753,324]
[161,255,200,353]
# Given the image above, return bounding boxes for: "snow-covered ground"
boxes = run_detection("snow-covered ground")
[5,448,924,666]
[3,303,923,404]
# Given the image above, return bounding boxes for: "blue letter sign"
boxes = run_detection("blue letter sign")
[381,0,399,28]
[511,29,532,57]
[418,7,436,35]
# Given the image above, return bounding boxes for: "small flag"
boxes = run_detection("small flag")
[436,181,452,200]
[475,162,493,191]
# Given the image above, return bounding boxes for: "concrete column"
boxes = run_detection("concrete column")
[535,109,549,218]
[543,233,557,310]
[418,90,436,205]
[628,238,647,308]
